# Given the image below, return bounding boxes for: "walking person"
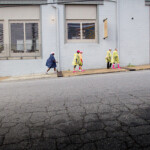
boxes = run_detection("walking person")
[46,52,57,74]
[112,48,121,69]
[79,51,85,72]
[105,48,112,69]
[72,50,81,73]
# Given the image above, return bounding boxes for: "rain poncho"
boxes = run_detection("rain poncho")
[72,53,81,66]
[79,53,83,66]
[111,50,119,64]
[105,50,112,63]
[46,54,56,68]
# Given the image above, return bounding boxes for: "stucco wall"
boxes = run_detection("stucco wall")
[0,5,59,77]
[119,0,150,66]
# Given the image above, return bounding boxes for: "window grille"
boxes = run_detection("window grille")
[10,21,41,57]
[0,23,4,54]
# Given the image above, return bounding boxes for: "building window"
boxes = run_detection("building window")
[10,21,40,56]
[11,23,24,53]
[0,22,4,53]
[82,23,95,39]
[66,5,97,43]
[66,20,96,42]
[25,23,39,53]
[68,23,80,39]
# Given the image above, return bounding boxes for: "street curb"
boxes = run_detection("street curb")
[62,68,128,77]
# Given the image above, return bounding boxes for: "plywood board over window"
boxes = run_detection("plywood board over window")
[65,5,98,43]
[103,18,108,39]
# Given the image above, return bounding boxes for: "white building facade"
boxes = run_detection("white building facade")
[0,0,150,76]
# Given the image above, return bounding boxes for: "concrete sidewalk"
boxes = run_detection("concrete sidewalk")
[0,64,150,82]
[0,73,57,82]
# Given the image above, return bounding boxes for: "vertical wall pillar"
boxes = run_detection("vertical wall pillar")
[116,0,120,58]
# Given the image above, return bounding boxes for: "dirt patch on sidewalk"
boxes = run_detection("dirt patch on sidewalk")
[124,65,150,71]
[0,77,10,81]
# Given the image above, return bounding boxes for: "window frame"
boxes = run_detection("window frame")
[66,20,97,43]
[9,20,41,57]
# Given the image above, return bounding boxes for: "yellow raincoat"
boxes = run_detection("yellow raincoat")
[105,50,112,63]
[112,50,119,64]
[79,53,83,66]
[72,53,81,66]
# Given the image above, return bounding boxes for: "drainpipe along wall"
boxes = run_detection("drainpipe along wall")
[116,0,120,60]
[105,0,119,54]
[52,4,61,72]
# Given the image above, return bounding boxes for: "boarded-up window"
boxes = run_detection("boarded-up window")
[103,18,108,39]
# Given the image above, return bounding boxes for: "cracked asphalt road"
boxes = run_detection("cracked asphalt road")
[0,70,150,150]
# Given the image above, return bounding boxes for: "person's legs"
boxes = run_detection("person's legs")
[107,62,109,69]
[112,63,116,69]
[79,65,82,71]
[73,65,77,72]
[81,65,85,71]
[118,64,121,69]
[53,68,57,74]
[47,68,50,72]
[46,68,50,74]
[110,63,112,68]
[107,62,110,69]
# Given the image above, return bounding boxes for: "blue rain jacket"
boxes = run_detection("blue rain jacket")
[46,54,56,68]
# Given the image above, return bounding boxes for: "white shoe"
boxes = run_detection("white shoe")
[45,72,48,75]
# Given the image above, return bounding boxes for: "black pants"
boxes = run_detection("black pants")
[107,62,112,69]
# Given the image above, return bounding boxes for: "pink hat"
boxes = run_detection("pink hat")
[51,52,55,54]
[77,50,80,53]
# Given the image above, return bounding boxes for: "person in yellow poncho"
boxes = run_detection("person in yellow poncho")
[112,48,121,69]
[79,51,85,72]
[105,48,112,69]
[72,50,81,73]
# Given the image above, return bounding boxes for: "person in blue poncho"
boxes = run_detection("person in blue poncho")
[46,52,57,74]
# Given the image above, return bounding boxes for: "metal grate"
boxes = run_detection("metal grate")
[0,24,4,53]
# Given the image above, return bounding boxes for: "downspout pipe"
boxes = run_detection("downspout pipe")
[104,0,119,52]
[52,4,61,72]
[116,0,120,57]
